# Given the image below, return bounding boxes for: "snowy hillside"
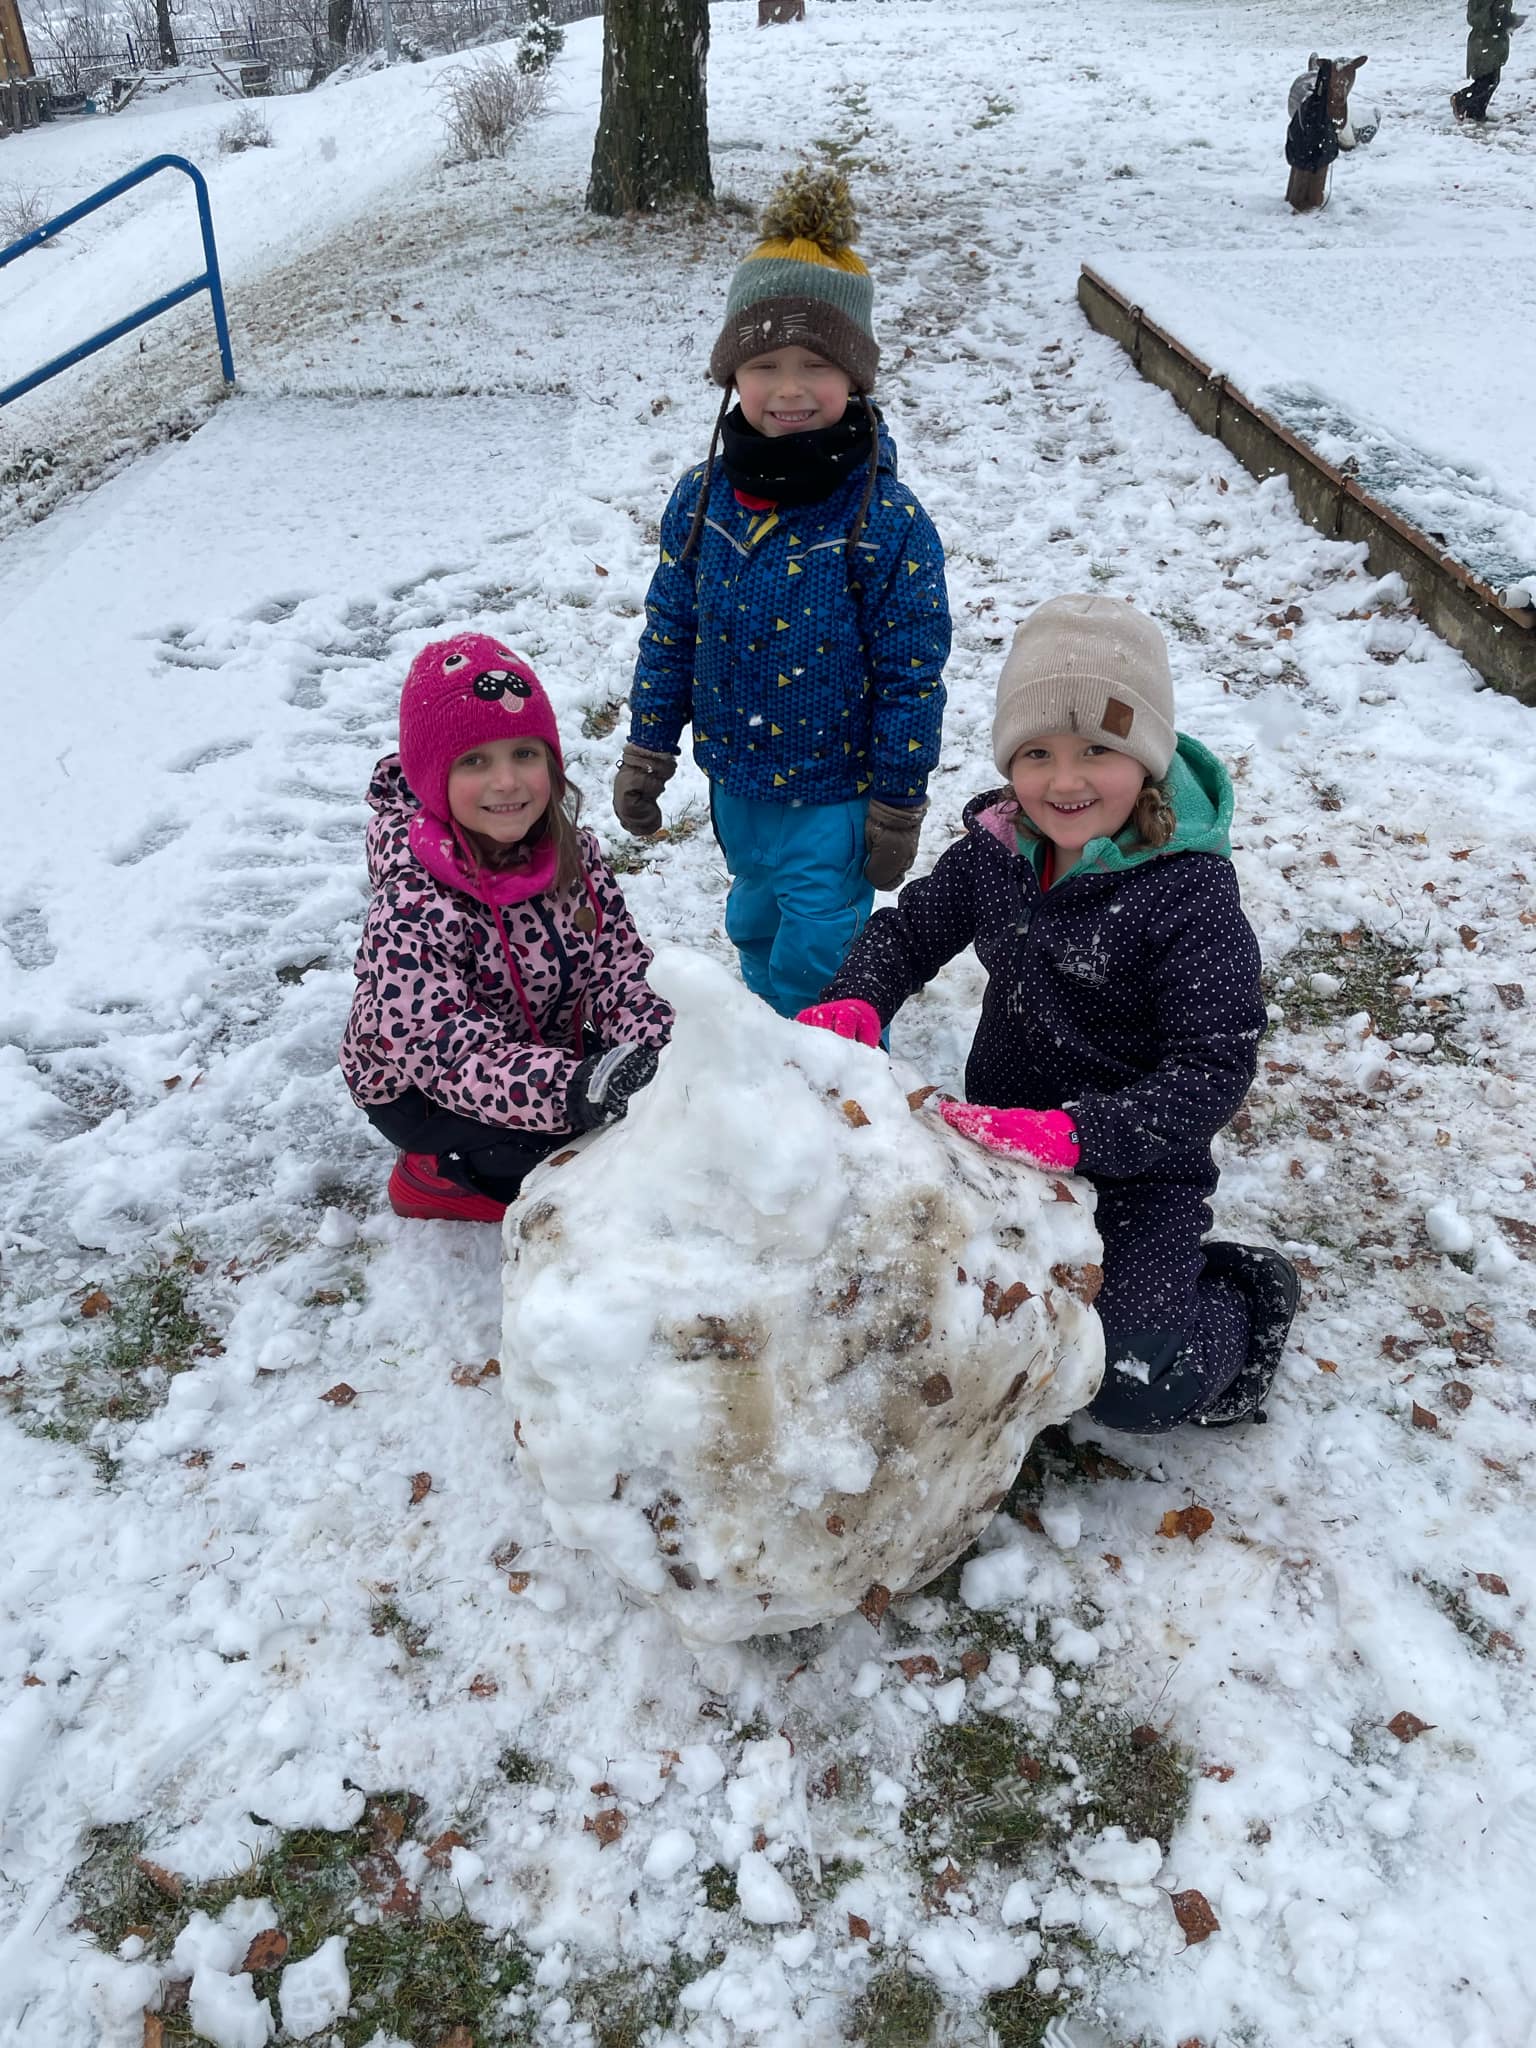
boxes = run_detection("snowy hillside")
[3,4,1535,2046]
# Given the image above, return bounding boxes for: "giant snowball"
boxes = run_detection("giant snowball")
[501,949,1104,1644]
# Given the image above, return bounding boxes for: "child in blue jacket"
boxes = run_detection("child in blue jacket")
[613,169,951,1020]
[803,595,1299,1434]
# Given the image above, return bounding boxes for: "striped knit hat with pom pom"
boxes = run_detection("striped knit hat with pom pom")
[709,168,879,392]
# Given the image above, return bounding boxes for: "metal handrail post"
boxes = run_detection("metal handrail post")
[0,153,235,408]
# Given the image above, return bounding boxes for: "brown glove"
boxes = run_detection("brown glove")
[612,743,677,836]
[863,798,926,890]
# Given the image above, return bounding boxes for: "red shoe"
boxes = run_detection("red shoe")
[387,1152,507,1224]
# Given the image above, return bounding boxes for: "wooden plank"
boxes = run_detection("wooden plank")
[0,0,36,80]
[1077,262,1536,707]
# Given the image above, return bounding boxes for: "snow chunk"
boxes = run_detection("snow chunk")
[1039,1886,1083,1928]
[911,1920,1037,1991]
[188,1969,274,2048]
[676,1744,726,1795]
[1424,1202,1475,1255]
[736,1850,800,1925]
[1049,1617,1100,1667]
[278,1936,350,2039]
[1000,1880,1037,1926]
[1066,1827,1163,1889]
[1037,1502,1082,1549]
[961,1543,1037,1612]
[502,950,1103,1643]
[643,1828,697,1881]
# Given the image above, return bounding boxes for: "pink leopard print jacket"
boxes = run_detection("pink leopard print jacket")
[340,756,673,1134]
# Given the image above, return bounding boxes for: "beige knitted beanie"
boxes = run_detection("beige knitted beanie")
[992,595,1176,781]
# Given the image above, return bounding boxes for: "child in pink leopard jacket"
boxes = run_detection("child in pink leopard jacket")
[341,633,674,1222]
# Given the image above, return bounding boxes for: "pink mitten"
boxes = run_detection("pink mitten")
[795,999,882,1048]
[939,1101,1080,1170]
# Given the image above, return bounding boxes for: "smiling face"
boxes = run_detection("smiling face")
[447,736,552,850]
[1009,733,1147,858]
[735,345,855,436]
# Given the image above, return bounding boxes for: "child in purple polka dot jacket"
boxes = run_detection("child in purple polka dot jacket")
[800,594,1300,1433]
[340,634,674,1224]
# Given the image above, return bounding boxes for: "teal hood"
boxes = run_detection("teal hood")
[1015,733,1234,879]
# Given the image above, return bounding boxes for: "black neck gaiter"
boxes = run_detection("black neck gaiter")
[719,403,877,506]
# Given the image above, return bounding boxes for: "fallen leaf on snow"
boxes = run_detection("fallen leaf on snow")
[79,1290,111,1319]
[409,1472,432,1506]
[1201,1763,1235,1783]
[426,1830,468,1869]
[241,1929,288,1972]
[506,1572,532,1594]
[468,1673,499,1698]
[1443,1382,1474,1412]
[848,1912,872,1941]
[1410,1402,1439,1431]
[1475,1572,1509,1596]
[841,1098,871,1128]
[1387,1711,1434,1742]
[896,1654,941,1682]
[133,1857,182,1899]
[1159,1506,1215,1542]
[1315,1357,1339,1374]
[320,1383,357,1406]
[451,1358,500,1386]
[584,1807,626,1847]
[1171,1889,1220,1944]
[859,1583,892,1628]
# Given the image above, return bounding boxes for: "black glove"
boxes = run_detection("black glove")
[863,799,926,890]
[613,743,676,836]
[565,1043,660,1131]
[1286,61,1339,171]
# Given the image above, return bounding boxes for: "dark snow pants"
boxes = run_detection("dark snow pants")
[364,1088,569,1202]
[1082,1181,1252,1435]
[1459,67,1502,117]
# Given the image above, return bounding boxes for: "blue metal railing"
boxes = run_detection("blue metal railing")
[0,154,235,409]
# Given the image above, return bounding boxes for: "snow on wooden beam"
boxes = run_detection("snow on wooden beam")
[1077,262,1536,708]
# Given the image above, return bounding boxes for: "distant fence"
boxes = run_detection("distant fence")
[24,0,603,104]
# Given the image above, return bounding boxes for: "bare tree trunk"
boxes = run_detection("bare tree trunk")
[587,0,712,216]
[155,0,180,66]
[314,0,352,78]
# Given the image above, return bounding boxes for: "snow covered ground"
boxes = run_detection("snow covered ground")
[3,3,1535,2045]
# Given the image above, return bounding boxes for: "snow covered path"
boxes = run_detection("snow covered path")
[3,5,1536,2046]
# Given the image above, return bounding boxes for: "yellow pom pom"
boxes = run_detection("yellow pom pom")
[758,167,863,263]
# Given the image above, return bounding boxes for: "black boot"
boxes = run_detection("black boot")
[1195,1242,1300,1426]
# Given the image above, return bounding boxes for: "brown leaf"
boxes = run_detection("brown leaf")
[321,1382,357,1406]
[810,1763,840,1801]
[409,1471,433,1506]
[1130,1725,1162,1749]
[592,562,609,577]
[22,1671,43,1686]
[1050,1180,1077,1203]
[1410,1402,1439,1431]
[1315,1357,1339,1374]
[847,1912,871,1941]
[1475,1572,1509,1596]
[548,1149,578,1167]
[1443,1381,1474,1413]
[426,1829,468,1870]
[1488,1631,1523,1659]
[1159,1505,1215,1543]
[241,1928,288,1972]
[133,1857,182,1899]
[491,1538,521,1570]
[1201,1763,1235,1783]
[142,2017,166,2048]
[960,1649,990,1680]
[1102,1552,1123,1572]
[907,1085,938,1110]
[468,1673,499,1698]
[896,1654,940,1682]
[840,1098,871,1128]
[1051,1261,1103,1305]
[1495,983,1526,1010]
[79,1289,111,1319]
[982,1279,1032,1322]
[451,1358,500,1387]
[380,1874,420,1918]
[1458,924,1480,950]
[1449,848,1472,860]
[1171,1888,1220,1945]
[825,1513,845,1536]
[920,1373,953,1406]
[1495,1215,1536,1256]
[1387,1710,1433,1742]
[858,1583,892,1627]
[584,1807,626,1847]
[1014,1752,1043,1782]
[821,1276,862,1316]
[506,1572,532,1594]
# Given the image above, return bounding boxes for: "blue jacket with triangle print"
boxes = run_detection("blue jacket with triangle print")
[628,418,951,806]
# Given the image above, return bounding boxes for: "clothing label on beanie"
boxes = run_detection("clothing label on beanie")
[1103,697,1135,740]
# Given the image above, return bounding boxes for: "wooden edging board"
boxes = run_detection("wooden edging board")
[1077,263,1536,706]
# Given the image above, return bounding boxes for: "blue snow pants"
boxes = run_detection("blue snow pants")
[710,786,873,1020]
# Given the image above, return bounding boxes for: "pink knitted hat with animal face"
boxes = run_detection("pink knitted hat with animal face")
[398,633,562,822]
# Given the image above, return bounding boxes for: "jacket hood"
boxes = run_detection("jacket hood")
[966,733,1235,875]
[365,754,559,908]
